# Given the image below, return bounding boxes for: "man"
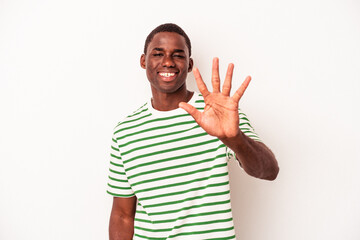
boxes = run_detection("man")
[107,23,279,239]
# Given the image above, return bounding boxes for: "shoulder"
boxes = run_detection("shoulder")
[113,102,151,134]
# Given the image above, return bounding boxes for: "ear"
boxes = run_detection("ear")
[188,58,194,72]
[140,54,146,69]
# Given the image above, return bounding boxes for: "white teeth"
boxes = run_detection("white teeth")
[159,72,175,77]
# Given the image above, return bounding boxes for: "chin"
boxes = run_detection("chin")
[153,82,186,94]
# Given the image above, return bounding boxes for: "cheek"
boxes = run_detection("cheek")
[147,60,159,72]
[145,63,156,73]
[180,63,189,75]
[177,70,188,82]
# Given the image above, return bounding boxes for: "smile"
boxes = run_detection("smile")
[159,72,176,77]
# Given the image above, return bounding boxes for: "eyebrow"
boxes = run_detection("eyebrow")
[152,48,185,53]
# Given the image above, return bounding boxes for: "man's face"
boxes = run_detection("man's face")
[140,32,193,94]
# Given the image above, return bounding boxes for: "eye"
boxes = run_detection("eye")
[173,55,185,58]
[152,53,163,57]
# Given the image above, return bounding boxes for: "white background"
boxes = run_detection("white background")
[1,0,359,239]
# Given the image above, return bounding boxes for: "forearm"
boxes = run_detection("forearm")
[109,214,135,240]
[220,129,279,180]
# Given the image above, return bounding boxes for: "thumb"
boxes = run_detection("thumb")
[179,102,202,123]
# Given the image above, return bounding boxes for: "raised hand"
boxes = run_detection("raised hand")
[179,57,251,140]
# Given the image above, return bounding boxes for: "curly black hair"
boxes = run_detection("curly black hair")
[144,23,191,57]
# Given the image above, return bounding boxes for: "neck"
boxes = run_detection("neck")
[151,86,193,111]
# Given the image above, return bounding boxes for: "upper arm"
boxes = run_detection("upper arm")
[111,196,137,218]
[109,196,137,240]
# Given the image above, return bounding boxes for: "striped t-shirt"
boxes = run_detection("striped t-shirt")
[107,92,261,239]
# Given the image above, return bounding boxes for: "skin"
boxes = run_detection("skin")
[109,32,279,240]
[109,196,137,240]
[140,32,194,111]
[179,58,279,180]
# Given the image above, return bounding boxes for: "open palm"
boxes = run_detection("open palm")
[179,57,251,139]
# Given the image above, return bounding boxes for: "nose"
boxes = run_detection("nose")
[162,55,175,68]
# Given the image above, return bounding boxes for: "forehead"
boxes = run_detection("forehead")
[148,32,188,54]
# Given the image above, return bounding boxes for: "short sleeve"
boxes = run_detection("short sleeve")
[107,134,135,198]
[238,110,262,142]
[226,109,262,161]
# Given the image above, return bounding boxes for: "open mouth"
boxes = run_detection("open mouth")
[158,72,178,82]
[159,72,176,77]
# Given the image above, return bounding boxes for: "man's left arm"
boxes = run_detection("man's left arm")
[179,57,279,180]
[220,130,279,180]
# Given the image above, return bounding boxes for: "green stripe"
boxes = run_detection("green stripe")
[168,226,234,238]
[144,190,230,208]
[107,183,132,190]
[133,233,165,240]
[115,114,190,134]
[131,157,226,186]
[124,138,218,164]
[120,113,152,125]
[134,226,171,232]
[118,125,201,148]
[135,209,232,224]
[129,107,148,117]
[138,181,229,201]
[174,217,233,229]
[135,171,228,194]
[115,103,148,127]
[108,176,128,183]
[205,235,236,240]
[148,199,231,216]
[116,120,196,141]
[106,190,134,198]
[109,161,123,167]
[110,153,121,160]
[109,168,125,175]
[240,119,255,129]
[111,146,119,151]
[134,217,233,233]
[121,132,208,156]
[241,130,253,133]
[240,117,250,121]
[246,134,260,139]
[126,144,226,176]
